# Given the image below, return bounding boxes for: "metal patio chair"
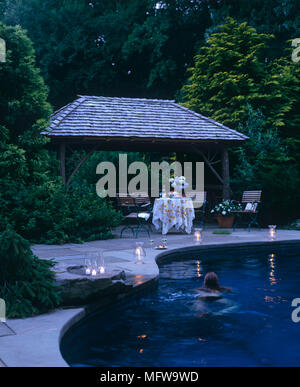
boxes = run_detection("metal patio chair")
[117,194,152,238]
[233,190,262,231]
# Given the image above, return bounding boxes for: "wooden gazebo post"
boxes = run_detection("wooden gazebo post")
[222,148,230,200]
[59,143,66,184]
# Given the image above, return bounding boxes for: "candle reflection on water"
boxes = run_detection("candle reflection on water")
[196,260,202,278]
[135,274,144,285]
[268,253,277,285]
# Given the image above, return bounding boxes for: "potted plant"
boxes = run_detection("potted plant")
[211,200,242,228]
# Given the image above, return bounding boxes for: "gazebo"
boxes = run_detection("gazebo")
[42,95,248,199]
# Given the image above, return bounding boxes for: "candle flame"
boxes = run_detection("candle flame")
[99,266,105,274]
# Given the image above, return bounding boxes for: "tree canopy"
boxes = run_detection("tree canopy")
[2,0,299,107]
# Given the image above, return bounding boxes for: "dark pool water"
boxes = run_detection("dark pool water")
[61,245,300,367]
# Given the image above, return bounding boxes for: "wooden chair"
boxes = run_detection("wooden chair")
[117,194,152,238]
[187,191,207,228]
[233,190,262,231]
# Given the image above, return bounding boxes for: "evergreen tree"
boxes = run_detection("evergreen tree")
[0,21,52,183]
[181,18,290,129]
[0,226,61,318]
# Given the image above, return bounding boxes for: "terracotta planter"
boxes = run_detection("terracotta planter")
[217,214,235,228]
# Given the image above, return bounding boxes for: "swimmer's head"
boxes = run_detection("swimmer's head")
[203,272,220,290]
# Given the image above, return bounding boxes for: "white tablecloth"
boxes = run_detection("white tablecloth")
[152,197,195,235]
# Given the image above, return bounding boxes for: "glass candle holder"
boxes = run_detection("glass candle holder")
[92,258,98,276]
[85,267,91,276]
[161,237,167,248]
[134,242,146,264]
[149,239,155,248]
[87,252,98,276]
[194,228,203,245]
[268,225,277,241]
[97,250,105,274]
[84,254,92,276]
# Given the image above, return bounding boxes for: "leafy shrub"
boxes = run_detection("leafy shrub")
[0,180,122,244]
[0,227,61,318]
[232,106,300,225]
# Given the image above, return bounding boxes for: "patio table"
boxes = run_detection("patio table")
[152,197,195,235]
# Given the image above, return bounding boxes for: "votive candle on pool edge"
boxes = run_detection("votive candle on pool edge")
[85,268,91,275]
[99,266,105,274]
[268,225,277,241]
[91,269,97,276]
[135,247,142,263]
[98,251,105,274]
[194,228,202,244]
[134,242,146,264]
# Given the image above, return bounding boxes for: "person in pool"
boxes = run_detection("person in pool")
[196,272,231,300]
[190,272,237,316]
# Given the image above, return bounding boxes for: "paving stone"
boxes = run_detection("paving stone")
[0,323,15,337]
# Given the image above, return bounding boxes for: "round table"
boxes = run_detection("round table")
[152,197,195,235]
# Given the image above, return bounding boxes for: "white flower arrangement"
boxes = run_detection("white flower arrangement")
[211,200,242,216]
[169,176,189,191]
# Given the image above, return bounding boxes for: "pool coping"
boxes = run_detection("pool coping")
[1,237,300,367]
[156,238,300,262]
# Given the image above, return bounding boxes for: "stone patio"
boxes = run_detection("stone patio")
[0,226,300,367]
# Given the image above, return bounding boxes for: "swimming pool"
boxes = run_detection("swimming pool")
[60,243,300,367]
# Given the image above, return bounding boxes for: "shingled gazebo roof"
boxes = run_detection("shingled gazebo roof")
[43,95,247,151]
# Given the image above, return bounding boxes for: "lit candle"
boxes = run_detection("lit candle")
[268,225,277,241]
[134,242,145,264]
[97,251,105,274]
[85,268,91,275]
[194,228,202,244]
[136,247,141,262]
[91,269,97,276]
